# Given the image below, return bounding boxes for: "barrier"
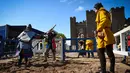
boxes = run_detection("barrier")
[61,38,96,61]
[113,25,130,56]
[33,38,62,56]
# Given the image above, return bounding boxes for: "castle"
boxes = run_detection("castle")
[70,6,130,45]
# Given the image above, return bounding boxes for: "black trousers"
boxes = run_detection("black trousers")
[97,44,115,73]
[88,51,94,58]
[45,46,56,61]
[18,53,28,66]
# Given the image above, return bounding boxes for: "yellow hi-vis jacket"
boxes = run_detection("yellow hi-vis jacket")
[85,40,94,51]
[95,7,115,49]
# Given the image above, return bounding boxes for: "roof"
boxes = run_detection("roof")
[0,24,44,34]
[0,24,45,39]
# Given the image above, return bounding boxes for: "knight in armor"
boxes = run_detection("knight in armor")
[44,29,57,62]
[17,24,36,67]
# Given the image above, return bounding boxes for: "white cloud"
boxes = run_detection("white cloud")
[75,6,84,12]
[61,0,83,5]
[68,0,77,4]
[60,0,68,2]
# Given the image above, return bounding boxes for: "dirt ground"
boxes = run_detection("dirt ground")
[0,53,130,73]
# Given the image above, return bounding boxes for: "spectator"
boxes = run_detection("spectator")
[94,3,115,73]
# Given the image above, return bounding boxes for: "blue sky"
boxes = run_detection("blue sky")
[0,0,130,38]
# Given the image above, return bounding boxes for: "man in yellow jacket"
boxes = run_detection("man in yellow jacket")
[94,3,115,73]
[86,39,94,58]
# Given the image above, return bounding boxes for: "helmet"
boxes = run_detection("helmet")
[51,30,57,37]
[94,2,103,10]
[25,24,32,31]
[28,24,32,28]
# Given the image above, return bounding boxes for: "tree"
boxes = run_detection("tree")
[56,33,66,39]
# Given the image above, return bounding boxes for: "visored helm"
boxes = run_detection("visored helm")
[94,2,103,10]
[25,24,32,31]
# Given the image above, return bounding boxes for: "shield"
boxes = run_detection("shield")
[18,31,35,42]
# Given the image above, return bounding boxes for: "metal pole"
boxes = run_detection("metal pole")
[61,38,65,61]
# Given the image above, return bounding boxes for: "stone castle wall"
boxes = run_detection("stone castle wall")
[70,6,130,45]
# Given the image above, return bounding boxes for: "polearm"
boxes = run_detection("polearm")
[39,24,56,38]
[39,24,56,37]
[48,24,56,33]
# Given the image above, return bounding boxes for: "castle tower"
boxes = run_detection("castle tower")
[70,17,76,45]
[110,6,125,33]
[86,10,96,37]
[70,16,86,45]
[70,17,76,38]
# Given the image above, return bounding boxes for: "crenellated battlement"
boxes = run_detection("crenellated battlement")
[76,20,86,25]
[86,10,95,13]
[126,18,130,25]
[127,18,130,20]
[70,16,76,25]
[110,6,124,12]
[70,16,76,20]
